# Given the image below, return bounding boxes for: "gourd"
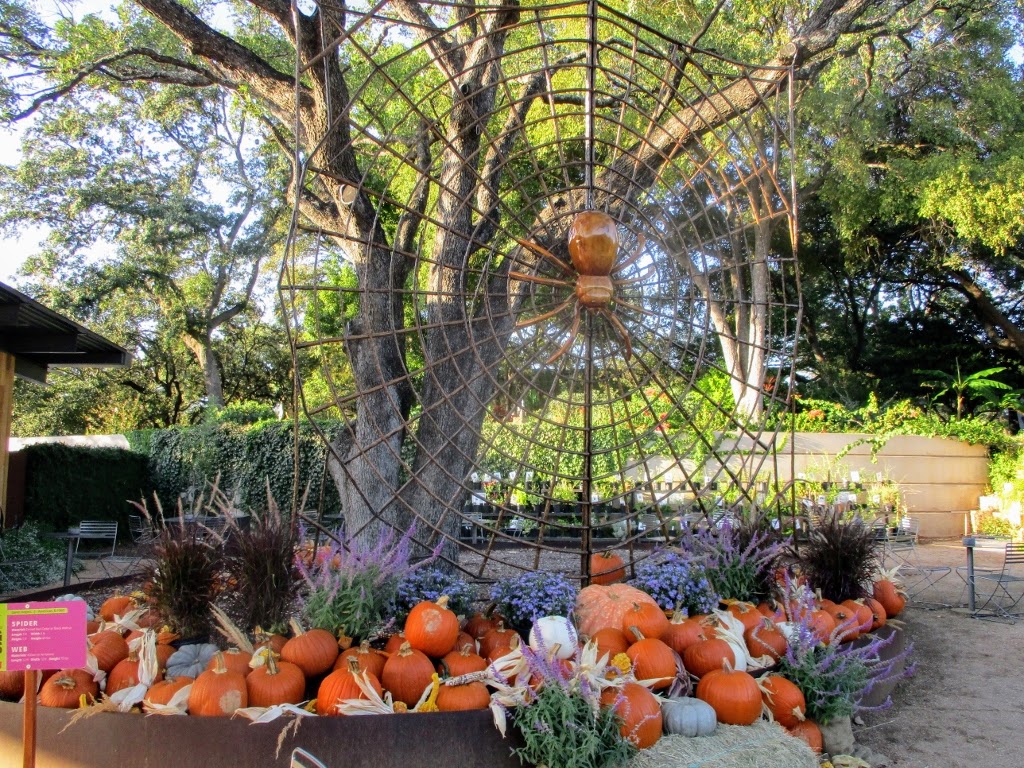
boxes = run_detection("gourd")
[188,652,248,716]
[662,696,717,737]
[246,654,306,707]
[405,596,460,658]
[165,642,220,679]
[600,682,663,749]
[528,616,578,660]
[695,666,762,726]
[39,669,98,708]
[590,551,626,585]
[575,584,661,637]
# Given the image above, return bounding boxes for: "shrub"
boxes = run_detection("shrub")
[0,521,66,590]
[490,571,578,629]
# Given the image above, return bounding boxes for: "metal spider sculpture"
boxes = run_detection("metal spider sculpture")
[510,211,650,364]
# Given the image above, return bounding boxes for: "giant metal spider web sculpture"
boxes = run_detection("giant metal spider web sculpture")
[279,0,800,584]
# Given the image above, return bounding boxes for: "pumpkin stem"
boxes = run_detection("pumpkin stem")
[265,653,280,676]
[436,595,451,610]
[627,625,645,643]
[288,618,305,637]
[346,656,361,675]
[210,651,228,675]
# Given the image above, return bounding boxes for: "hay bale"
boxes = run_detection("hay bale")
[630,720,818,768]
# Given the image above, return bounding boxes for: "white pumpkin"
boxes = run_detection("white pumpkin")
[528,616,578,660]
[662,696,718,737]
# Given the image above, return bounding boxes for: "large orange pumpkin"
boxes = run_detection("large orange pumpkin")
[683,638,736,678]
[624,635,676,690]
[405,596,460,658]
[600,682,663,749]
[381,642,435,707]
[317,657,383,716]
[39,669,98,708]
[744,618,787,662]
[759,674,806,728]
[696,667,762,725]
[788,718,823,752]
[281,626,339,677]
[144,676,193,707]
[576,584,661,637]
[589,551,626,585]
[661,612,707,656]
[188,653,248,716]
[436,680,490,711]
[873,579,906,618]
[246,654,306,707]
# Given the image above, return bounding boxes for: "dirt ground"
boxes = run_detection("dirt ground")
[854,541,1024,768]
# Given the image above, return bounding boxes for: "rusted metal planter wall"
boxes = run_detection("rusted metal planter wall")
[0,705,522,768]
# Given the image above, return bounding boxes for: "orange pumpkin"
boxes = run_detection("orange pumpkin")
[624,633,676,690]
[463,613,497,640]
[841,599,874,635]
[743,618,787,662]
[336,640,388,679]
[99,595,135,622]
[317,657,383,716]
[590,551,626,585]
[281,627,339,678]
[589,627,630,660]
[211,648,253,677]
[864,597,887,630]
[381,642,435,707]
[384,631,408,655]
[440,644,488,677]
[88,630,129,673]
[0,670,25,700]
[788,718,823,752]
[725,602,763,632]
[661,612,706,656]
[39,669,98,708]
[575,584,661,637]
[245,654,306,707]
[106,654,163,694]
[144,676,193,707]
[405,596,460,658]
[479,623,516,658]
[600,682,662,749]
[621,602,670,641]
[873,579,906,618]
[436,680,490,711]
[823,604,859,642]
[696,666,762,725]
[188,653,248,716]
[807,609,837,645]
[759,674,806,728]
[683,638,736,678]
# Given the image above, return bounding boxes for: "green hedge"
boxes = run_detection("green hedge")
[22,444,153,535]
[126,420,347,518]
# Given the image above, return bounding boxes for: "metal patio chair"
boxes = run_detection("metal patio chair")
[970,542,1024,623]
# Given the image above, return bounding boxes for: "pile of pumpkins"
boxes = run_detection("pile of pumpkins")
[0,564,906,756]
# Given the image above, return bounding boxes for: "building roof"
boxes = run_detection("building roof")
[0,281,130,384]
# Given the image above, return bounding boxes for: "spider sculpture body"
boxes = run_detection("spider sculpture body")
[511,211,647,364]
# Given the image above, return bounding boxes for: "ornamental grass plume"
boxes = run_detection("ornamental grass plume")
[794,510,879,601]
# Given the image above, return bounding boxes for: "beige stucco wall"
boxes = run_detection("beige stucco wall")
[712,432,990,539]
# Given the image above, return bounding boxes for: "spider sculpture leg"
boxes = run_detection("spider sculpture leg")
[545,301,583,364]
[612,234,647,275]
[598,306,634,360]
[514,236,575,276]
